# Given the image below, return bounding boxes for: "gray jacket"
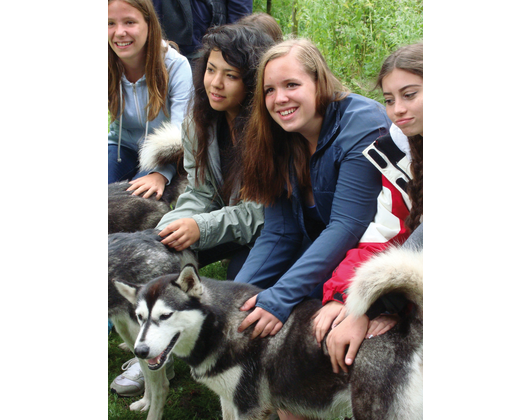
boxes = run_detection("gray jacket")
[156,117,264,250]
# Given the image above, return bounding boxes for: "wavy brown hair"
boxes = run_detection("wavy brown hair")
[108,0,175,122]
[377,43,423,232]
[240,38,349,205]
[190,24,275,201]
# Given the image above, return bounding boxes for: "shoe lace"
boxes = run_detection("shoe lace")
[121,358,138,372]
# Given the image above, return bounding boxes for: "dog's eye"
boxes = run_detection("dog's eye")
[137,314,143,323]
[159,313,173,321]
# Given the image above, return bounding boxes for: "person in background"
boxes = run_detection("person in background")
[152,0,253,65]
[108,0,193,199]
[238,12,283,43]
[323,42,423,375]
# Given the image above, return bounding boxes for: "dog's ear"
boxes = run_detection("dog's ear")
[113,279,140,305]
[173,264,203,298]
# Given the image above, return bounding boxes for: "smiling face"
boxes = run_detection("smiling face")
[263,51,323,145]
[203,49,246,124]
[382,68,423,137]
[108,0,148,69]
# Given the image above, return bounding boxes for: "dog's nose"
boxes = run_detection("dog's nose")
[135,344,150,359]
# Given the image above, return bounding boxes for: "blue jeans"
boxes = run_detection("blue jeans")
[108,144,150,184]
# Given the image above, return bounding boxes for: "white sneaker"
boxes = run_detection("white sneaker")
[110,356,175,397]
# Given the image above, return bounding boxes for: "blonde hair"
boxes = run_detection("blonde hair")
[108,0,175,122]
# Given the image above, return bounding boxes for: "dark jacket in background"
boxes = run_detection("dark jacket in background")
[153,0,253,59]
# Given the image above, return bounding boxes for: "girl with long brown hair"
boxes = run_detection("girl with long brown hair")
[324,42,423,375]
[154,24,275,278]
[233,38,391,337]
[108,0,192,198]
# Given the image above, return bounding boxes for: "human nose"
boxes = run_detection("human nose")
[211,72,223,89]
[115,23,126,37]
[394,98,406,115]
[275,88,288,104]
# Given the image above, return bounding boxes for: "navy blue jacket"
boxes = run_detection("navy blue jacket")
[234,94,391,323]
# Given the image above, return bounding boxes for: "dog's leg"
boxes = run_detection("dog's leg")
[220,397,237,420]
[129,358,170,420]
[221,398,272,420]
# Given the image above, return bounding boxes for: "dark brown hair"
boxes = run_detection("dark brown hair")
[190,24,275,201]
[377,43,423,232]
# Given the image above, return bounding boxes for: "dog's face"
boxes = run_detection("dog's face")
[114,265,205,370]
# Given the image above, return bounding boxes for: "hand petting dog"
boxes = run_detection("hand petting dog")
[238,295,283,339]
[127,172,168,200]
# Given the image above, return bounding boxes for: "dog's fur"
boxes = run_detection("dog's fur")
[108,122,188,234]
[345,246,423,420]
[109,231,423,420]
[109,230,197,419]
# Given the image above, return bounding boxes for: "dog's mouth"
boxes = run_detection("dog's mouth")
[147,332,180,370]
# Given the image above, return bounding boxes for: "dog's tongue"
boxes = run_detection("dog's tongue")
[148,354,163,365]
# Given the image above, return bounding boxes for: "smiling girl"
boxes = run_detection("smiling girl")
[155,24,275,277]
[108,0,192,199]
[234,38,390,338]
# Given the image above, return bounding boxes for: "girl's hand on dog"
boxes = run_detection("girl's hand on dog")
[159,218,200,251]
[127,172,168,200]
[238,295,283,339]
[366,314,399,338]
[326,314,369,374]
[312,301,346,346]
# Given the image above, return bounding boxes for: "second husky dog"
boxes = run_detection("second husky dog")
[108,122,188,234]
[111,231,423,420]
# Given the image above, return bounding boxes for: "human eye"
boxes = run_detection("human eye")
[286,82,299,88]
[404,91,417,100]
[264,87,274,95]
[384,98,394,106]
[227,73,239,80]
[108,21,115,27]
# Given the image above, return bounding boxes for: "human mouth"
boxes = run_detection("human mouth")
[209,92,225,101]
[115,41,133,48]
[395,118,413,127]
[279,107,297,117]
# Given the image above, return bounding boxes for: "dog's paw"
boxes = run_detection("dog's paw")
[118,342,132,352]
[130,397,150,412]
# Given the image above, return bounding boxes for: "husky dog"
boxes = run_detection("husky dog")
[110,231,423,420]
[108,122,188,234]
[109,229,197,419]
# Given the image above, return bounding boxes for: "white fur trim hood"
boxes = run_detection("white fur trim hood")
[139,121,184,172]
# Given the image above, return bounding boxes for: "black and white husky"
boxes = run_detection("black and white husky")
[109,230,423,420]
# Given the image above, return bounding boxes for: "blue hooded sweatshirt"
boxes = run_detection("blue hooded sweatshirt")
[108,44,193,182]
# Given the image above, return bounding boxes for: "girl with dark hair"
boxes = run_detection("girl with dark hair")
[155,23,275,278]
[323,42,423,375]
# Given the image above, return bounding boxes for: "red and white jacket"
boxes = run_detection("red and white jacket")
[322,126,413,305]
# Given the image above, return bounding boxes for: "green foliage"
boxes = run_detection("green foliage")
[254,0,423,101]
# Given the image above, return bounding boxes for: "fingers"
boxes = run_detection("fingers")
[366,314,399,338]
[240,295,257,311]
[126,173,166,200]
[313,311,333,346]
[158,219,200,250]
[332,306,347,329]
[238,301,283,339]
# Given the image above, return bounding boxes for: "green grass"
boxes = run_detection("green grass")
[108,262,227,420]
